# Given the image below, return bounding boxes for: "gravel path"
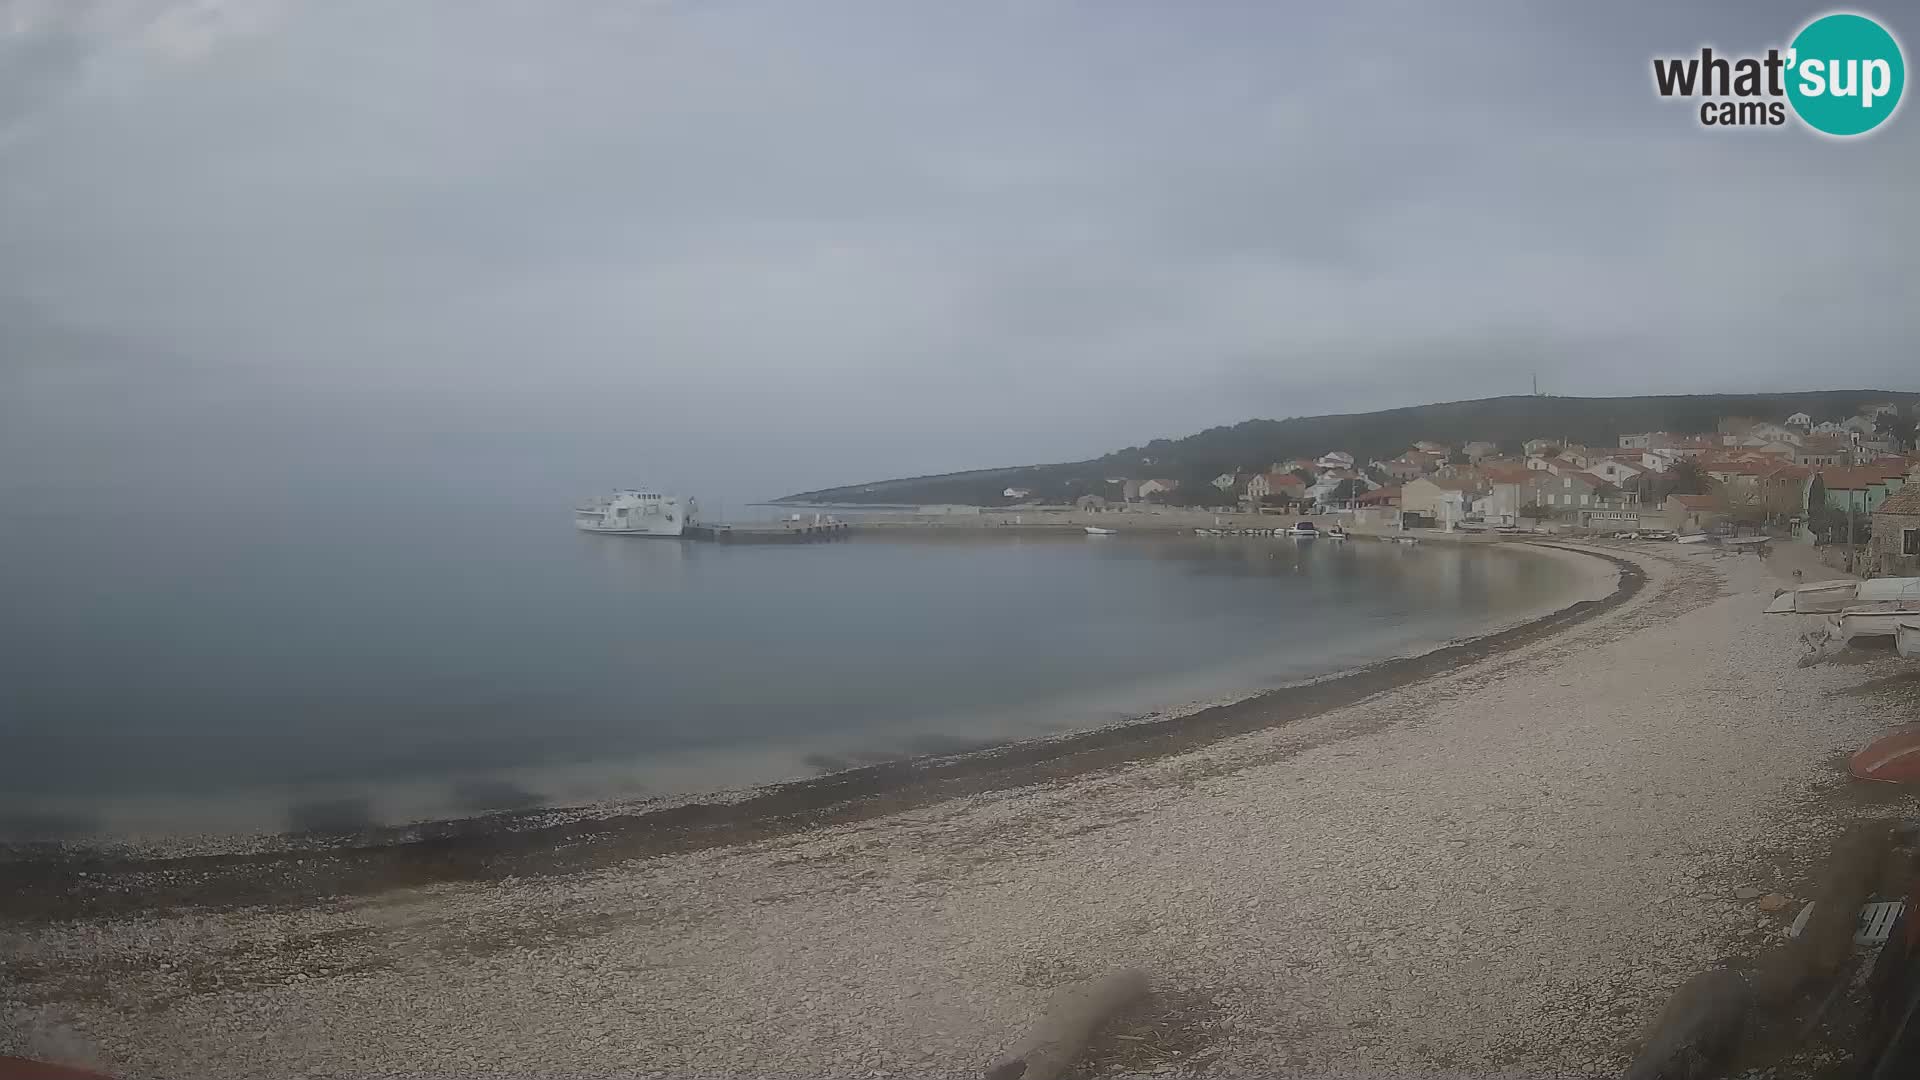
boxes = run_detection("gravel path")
[7,542,1918,1079]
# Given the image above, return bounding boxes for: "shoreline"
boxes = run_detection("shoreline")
[0,542,1635,922]
[12,541,1908,1078]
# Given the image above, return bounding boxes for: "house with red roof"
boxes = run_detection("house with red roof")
[1244,471,1306,505]
[1814,465,1909,516]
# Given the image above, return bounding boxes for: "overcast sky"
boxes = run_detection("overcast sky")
[3,0,1917,504]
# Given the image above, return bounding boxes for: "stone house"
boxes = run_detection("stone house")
[1870,484,1920,575]
[1136,478,1179,498]
[1665,494,1722,532]
[1401,475,1480,529]
[1244,472,1305,503]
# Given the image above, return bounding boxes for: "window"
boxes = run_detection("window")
[1580,495,1590,506]
[1906,528,1920,557]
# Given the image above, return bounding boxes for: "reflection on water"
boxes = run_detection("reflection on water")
[1,526,1585,840]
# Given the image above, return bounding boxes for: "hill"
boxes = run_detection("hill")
[776,391,1918,506]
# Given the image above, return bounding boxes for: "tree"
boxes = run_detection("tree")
[1667,459,1708,496]
[1328,479,1368,503]
[1448,450,1470,465]
[1290,467,1316,486]
[1520,502,1551,527]
[1875,404,1916,452]
[1363,465,1389,486]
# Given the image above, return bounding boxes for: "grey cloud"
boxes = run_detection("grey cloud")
[2,0,1917,508]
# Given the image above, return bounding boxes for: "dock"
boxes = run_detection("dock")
[685,521,854,544]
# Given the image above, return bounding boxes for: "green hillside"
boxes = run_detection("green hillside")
[777,391,1917,506]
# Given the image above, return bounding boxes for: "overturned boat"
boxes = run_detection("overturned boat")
[1768,579,1868,615]
[1768,576,1920,616]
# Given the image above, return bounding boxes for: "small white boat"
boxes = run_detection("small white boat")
[1084,526,1116,536]
[1767,579,1862,615]
[1326,526,1349,540]
[1859,577,1920,604]
[1389,535,1418,545]
[1675,533,1712,545]
[1897,619,1920,660]
[1831,600,1920,643]
[1286,521,1318,537]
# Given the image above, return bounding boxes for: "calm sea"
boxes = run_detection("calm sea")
[0,500,1583,840]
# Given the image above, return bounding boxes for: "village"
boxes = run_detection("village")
[1001,400,1920,577]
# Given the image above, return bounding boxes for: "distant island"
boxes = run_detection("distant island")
[777,391,1919,506]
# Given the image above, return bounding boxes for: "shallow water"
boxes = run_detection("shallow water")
[1,506,1585,839]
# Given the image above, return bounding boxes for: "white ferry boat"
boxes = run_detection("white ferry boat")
[575,488,697,536]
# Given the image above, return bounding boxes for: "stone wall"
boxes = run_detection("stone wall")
[1871,510,1920,575]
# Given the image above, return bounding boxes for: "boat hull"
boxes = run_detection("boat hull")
[1858,577,1920,604]
[1833,602,1920,642]
[1898,620,1920,660]
[1766,580,1860,615]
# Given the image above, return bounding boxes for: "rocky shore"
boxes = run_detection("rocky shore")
[7,541,1918,1078]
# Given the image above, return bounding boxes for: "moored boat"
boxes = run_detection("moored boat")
[1084,526,1116,536]
[1326,525,1349,540]
[1286,521,1318,538]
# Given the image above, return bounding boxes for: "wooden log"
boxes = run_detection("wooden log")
[985,969,1149,1080]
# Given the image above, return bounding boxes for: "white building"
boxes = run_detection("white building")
[1740,423,1802,446]
[1786,412,1812,428]
[1590,457,1645,485]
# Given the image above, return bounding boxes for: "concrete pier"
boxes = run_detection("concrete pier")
[685,521,853,544]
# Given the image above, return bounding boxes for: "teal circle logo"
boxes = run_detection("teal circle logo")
[1786,13,1905,136]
